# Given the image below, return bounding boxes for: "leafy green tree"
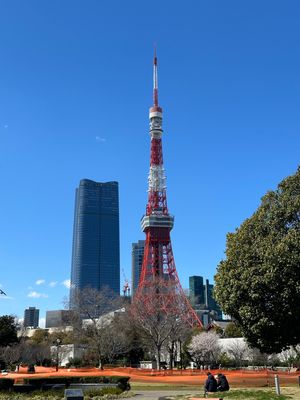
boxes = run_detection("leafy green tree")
[224,322,243,338]
[30,329,49,344]
[0,315,18,346]
[214,167,300,353]
[48,330,74,345]
[218,351,235,368]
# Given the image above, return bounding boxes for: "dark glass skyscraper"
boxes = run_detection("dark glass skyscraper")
[131,240,145,296]
[205,278,222,318]
[189,275,204,306]
[189,276,223,324]
[70,180,120,306]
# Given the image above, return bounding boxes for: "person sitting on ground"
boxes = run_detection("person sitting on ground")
[204,372,217,395]
[216,373,230,392]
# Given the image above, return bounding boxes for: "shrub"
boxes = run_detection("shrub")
[109,377,130,390]
[84,387,122,398]
[12,384,36,393]
[23,377,68,388]
[0,393,63,399]
[66,357,83,368]
[27,365,35,373]
[0,378,14,391]
[69,376,130,385]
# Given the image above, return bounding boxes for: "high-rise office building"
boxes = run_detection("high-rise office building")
[24,307,39,328]
[204,279,222,317]
[46,310,74,328]
[189,275,205,306]
[70,180,120,306]
[131,240,145,296]
[188,276,223,324]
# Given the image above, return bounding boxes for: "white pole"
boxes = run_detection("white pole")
[274,374,280,395]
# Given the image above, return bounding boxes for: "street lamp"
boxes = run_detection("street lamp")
[55,338,61,372]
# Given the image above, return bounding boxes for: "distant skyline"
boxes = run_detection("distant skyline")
[0,1,300,325]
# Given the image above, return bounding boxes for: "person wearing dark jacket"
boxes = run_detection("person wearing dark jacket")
[204,372,217,395]
[217,373,230,391]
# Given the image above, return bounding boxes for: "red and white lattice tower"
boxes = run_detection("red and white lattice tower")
[134,51,202,328]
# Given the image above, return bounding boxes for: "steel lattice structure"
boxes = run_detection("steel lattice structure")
[134,52,202,328]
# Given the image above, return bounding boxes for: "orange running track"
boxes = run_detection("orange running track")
[4,367,299,388]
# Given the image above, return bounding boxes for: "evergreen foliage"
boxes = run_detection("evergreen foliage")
[214,167,300,353]
[0,316,18,347]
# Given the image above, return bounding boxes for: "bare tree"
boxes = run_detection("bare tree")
[0,344,21,369]
[66,287,125,369]
[226,338,249,367]
[247,347,280,367]
[130,278,192,370]
[20,340,50,366]
[280,345,300,367]
[164,320,192,369]
[112,314,145,367]
[101,316,129,363]
[188,331,221,367]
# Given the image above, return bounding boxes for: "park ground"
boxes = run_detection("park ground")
[2,367,300,399]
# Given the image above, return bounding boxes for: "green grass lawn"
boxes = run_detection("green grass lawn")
[177,388,300,400]
[206,389,289,399]
[130,385,300,400]
[131,383,201,390]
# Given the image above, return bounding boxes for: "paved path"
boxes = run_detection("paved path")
[126,389,202,400]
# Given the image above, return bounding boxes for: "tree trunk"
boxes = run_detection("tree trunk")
[156,345,161,370]
[169,341,175,370]
[179,340,183,370]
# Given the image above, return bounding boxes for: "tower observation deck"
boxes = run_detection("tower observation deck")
[134,52,202,328]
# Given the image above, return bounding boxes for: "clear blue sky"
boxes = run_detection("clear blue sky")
[0,1,299,325]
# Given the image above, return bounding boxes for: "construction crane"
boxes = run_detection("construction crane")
[123,281,130,297]
[121,268,131,297]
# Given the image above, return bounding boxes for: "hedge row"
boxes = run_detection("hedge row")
[0,379,14,391]
[0,376,130,392]
[23,376,129,387]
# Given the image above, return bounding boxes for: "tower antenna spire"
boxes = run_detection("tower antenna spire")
[153,47,159,107]
[133,53,202,329]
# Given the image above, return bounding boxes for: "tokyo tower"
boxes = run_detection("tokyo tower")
[134,52,202,328]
